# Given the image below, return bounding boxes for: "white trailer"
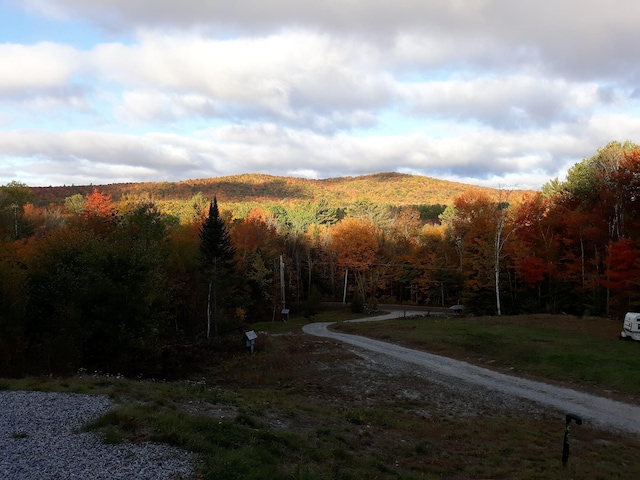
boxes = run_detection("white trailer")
[621,312,640,341]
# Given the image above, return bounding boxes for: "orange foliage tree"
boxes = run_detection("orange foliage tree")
[330,218,379,304]
[83,189,117,217]
[80,189,118,236]
[230,213,282,319]
[446,188,517,314]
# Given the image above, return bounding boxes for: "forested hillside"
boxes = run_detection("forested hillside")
[2,141,640,376]
[30,172,502,211]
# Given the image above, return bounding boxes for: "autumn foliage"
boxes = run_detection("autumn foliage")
[3,142,640,376]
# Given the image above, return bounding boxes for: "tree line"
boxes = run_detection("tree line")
[1,140,639,375]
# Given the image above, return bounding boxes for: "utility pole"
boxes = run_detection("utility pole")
[280,255,286,312]
[343,267,348,304]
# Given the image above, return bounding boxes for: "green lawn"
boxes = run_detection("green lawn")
[334,313,640,399]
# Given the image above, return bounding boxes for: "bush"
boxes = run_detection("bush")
[350,295,364,313]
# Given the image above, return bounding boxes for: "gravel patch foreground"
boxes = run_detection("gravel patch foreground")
[0,391,194,480]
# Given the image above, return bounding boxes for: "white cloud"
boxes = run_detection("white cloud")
[0,130,199,171]
[1,120,588,187]
[116,90,218,123]
[87,31,392,129]
[581,113,640,149]
[0,42,80,93]
[402,76,602,129]
[4,0,640,190]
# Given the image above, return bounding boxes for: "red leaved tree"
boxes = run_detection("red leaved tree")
[602,237,640,311]
[81,189,118,236]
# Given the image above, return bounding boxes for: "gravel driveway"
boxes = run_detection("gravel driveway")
[0,391,194,480]
[302,311,640,437]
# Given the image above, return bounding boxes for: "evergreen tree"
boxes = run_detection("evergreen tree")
[199,197,236,337]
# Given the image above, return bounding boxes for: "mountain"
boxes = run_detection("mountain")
[30,172,534,208]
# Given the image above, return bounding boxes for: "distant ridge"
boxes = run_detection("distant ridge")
[30,172,535,207]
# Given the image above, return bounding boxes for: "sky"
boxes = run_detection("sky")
[1,1,640,190]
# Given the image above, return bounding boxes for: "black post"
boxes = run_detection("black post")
[562,413,582,467]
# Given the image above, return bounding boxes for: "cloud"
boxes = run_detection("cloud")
[0,130,200,175]
[0,42,80,94]
[0,42,95,124]
[116,90,219,123]
[0,120,596,189]
[4,0,640,190]
[402,76,601,129]
[195,120,619,189]
[0,29,390,131]
[22,0,459,35]
[88,31,392,130]
[21,1,640,79]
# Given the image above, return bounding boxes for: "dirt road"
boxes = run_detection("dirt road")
[302,311,640,437]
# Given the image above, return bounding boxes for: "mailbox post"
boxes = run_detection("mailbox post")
[562,413,582,467]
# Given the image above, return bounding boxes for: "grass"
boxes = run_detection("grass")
[250,304,375,335]
[333,313,640,399]
[2,311,640,479]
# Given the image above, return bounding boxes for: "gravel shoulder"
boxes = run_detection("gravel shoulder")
[302,311,640,437]
[0,391,194,480]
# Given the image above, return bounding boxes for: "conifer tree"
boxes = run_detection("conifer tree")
[199,197,236,337]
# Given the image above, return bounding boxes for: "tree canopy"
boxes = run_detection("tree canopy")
[5,142,640,376]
